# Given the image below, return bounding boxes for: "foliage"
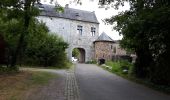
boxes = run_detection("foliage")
[0,0,41,69]
[0,66,19,74]
[105,60,133,75]
[0,0,68,70]
[72,48,80,58]
[101,0,170,85]
[105,60,170,93]
[85,60,97,64]
[24,20,68,67]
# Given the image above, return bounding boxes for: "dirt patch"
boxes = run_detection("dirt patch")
[0,71,32,100]
[0,70,57,100]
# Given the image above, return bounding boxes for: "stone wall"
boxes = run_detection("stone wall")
[37,16,99,62]
[94,41,127,61]
[94,41,113,61]
[113,42,127,56]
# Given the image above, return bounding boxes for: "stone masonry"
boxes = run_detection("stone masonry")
[94,41,114,61]
[37,4,99,62]
[94,32,127,61]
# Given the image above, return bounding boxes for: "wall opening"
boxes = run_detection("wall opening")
[72,48,85,63]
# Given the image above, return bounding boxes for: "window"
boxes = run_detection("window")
[91,27,96,36]
[113,47,116,53]
[77,25,83,35]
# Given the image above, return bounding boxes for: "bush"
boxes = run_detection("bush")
[119,60,133,70]
[24,33,68,67]
[86,60,97,64]
[105,60,133,75]
[0,65,19,74]
[22,22,69,68]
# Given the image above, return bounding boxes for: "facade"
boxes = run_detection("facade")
[94,32,127,61]
[37,4,99,62]
[94,32,114,61]
[113,41,127,56]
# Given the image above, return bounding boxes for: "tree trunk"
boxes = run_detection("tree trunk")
[10,1,31,68]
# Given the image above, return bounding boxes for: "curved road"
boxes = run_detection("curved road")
[75,64,170,100]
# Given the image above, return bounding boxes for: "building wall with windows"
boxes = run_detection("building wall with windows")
[36,4,128,62]
[94,41,127,61]
[36,4,99,62]
[94,33,127,61]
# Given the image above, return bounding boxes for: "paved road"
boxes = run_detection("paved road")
[75,64,170,100]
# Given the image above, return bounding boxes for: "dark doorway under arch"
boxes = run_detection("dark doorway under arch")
[72,48,85,63]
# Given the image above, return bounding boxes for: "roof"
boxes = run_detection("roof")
[37,4,99,24]
[95,32,114,42]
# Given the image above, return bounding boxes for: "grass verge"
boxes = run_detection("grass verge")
[0,71,57,100]
[20,61,73,70]
[103,61,170,94]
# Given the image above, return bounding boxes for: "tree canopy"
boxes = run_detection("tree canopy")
[0,0,68,70]
[101,0,170,85]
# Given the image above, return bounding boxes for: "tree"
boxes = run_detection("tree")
[72,48,80,58]
[101,0,170,85]
[25,20,68,67]
[0,0,41,70]
[0,0,63,69]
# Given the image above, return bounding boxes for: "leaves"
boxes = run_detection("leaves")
[103,0,170,85]
[25,21,68,67]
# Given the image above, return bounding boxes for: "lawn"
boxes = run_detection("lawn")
[0,71,56,100]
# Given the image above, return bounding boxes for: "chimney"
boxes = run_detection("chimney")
[65,4,69,8]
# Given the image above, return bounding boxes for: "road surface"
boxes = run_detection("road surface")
[75,63,170,100]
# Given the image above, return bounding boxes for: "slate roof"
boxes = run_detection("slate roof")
[95,32,114,42]
[37,4,99,24]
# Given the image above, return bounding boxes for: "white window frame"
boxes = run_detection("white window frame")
[77,25,83,35]
[91,27,96,36]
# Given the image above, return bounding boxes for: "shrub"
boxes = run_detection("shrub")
[22,22,69,68]
[105,60,133,75]
[86,60,97,64]
[105,61,121,73]
[0,65,19,74]
[119,60,133,70]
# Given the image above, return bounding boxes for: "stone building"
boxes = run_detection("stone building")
[37,4,99,62]
[94,32,127,61]
[113,40,127,56]
[94,32,114,61]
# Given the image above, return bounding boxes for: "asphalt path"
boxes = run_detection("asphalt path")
[75,63,170,100]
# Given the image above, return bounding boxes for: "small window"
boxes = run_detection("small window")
[113,47,116,53]
[91,27,96,36]
[75,13,79,17]
[111,45,113,49]
[77,25,83,35]
[38,6,44,11]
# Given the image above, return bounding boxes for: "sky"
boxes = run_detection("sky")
[41,0,130,40]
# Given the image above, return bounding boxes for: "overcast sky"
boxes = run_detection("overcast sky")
[41,0,130,40]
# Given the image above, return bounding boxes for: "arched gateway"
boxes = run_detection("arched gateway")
[72,48,85,63]
[37,4,99,62]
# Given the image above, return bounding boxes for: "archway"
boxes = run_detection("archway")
[72,48,85,63]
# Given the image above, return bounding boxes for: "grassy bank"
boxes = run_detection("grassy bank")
[104,61,170,94]
[20,61,73,70]
[0,71,56,100]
